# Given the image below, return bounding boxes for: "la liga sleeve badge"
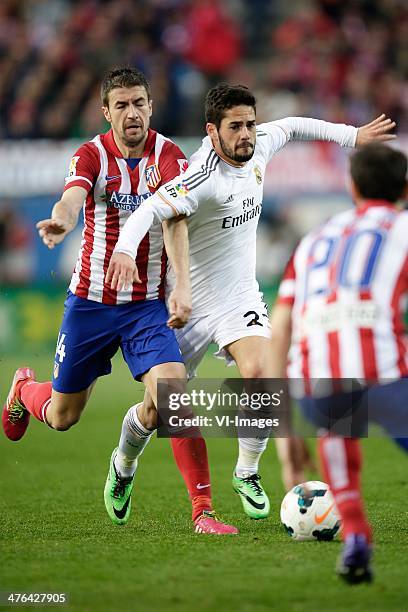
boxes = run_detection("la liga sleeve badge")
[68,156,80,177]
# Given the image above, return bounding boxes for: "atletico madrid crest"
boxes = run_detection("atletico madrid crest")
[145,164,161,188]
[177,159,188,173]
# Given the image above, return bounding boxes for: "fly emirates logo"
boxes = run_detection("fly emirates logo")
[221,197,261,229]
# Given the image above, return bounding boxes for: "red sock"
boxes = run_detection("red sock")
[171,431,212,522]
[319,436,372,542]
[19,380,52,424]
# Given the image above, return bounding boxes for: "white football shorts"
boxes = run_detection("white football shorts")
[175,291,270,379]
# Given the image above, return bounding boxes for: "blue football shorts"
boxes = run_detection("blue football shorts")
[299,377,408,440]
[52,291,184,393]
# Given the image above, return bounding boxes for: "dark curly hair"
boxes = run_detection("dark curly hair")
[101,67,151,107]
[350,144,407,203]
[205,84,256,128]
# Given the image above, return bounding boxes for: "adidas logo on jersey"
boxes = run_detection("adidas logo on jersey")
[223,195,234,204]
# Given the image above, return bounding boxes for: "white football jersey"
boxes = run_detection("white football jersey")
[157,118,356,314]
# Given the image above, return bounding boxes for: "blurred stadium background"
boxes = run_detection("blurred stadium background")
[0,0,407,355]
[1,3,407,608]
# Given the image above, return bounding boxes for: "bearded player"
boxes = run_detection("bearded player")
[104,83,396,523]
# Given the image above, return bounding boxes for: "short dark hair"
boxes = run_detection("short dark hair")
[101,67,151,107]
[205,84,256,128]
[350,144,407,203]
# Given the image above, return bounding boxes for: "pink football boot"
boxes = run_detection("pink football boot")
[194,510,239,535]
[2,367,36,441]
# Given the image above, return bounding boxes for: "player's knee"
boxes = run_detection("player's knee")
[48,390,88,431]
[239,361,264,379]
[48,410,81,431]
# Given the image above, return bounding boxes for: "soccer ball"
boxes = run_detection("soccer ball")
[280,480,341,541]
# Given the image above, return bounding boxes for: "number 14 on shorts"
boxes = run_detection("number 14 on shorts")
[56,333,67,363]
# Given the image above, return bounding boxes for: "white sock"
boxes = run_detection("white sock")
[114,403,154,478]
[235,437,269,478]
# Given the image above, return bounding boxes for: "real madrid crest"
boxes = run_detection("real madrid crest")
[254,165,262,185]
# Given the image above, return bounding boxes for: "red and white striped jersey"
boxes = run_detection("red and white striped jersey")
[64,128,187,304]
[277,201,408,387]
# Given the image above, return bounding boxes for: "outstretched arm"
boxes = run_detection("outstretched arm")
[36,186,86,249]
[264,114,396,157]
[355,114,397,145]
[105,174,199,291]
[106,159,209,292]
[105,193,179,291]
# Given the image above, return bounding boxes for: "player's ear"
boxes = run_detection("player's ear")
[206,122,216,137]
[102,106,112,124]
[206,122,219,147]
[148,98,153,117]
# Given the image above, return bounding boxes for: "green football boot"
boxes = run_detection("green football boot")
[104,448,134,525]
[232,472,270,519]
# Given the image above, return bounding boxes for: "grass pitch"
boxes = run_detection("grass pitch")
[1,353,408,611]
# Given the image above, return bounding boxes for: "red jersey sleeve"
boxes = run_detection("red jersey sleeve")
[277,250,297,306]
[63,142,100,193]
[159,140,188,184]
